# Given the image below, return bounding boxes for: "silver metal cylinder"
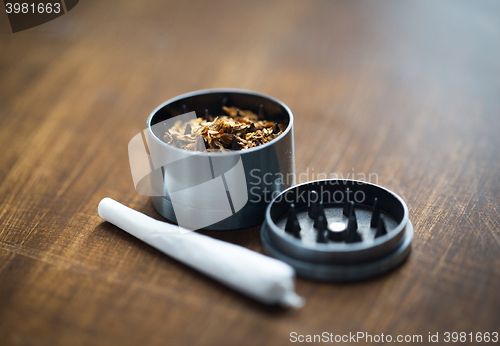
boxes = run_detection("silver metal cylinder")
[146,89,295,230]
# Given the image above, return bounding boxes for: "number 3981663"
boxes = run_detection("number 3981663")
[5,3,61,14]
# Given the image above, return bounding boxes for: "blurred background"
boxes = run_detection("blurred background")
[1,0,499,183]
[1,0,499,345]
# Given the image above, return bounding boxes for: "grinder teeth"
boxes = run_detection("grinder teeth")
[343,187,350,216]
[315,216,328,243]
[348,201,357,225]
[313,201,327,229]
[371,197,380,228]
[313,211,328,230]
[285,204,301,239]
[345,215,362,243]
[283,188,389,245]
[308,191,319,219]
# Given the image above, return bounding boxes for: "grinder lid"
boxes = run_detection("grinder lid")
[260,179,413,281]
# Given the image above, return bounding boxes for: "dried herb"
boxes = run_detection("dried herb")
[163,106,285,152]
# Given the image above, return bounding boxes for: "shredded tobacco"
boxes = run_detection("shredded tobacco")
[163,106,285,152]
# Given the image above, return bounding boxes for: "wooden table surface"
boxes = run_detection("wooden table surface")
[1,0,499,345]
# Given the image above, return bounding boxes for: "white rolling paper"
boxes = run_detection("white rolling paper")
[97,198,305,308]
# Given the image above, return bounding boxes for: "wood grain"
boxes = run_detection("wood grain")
[1,0,499,345]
